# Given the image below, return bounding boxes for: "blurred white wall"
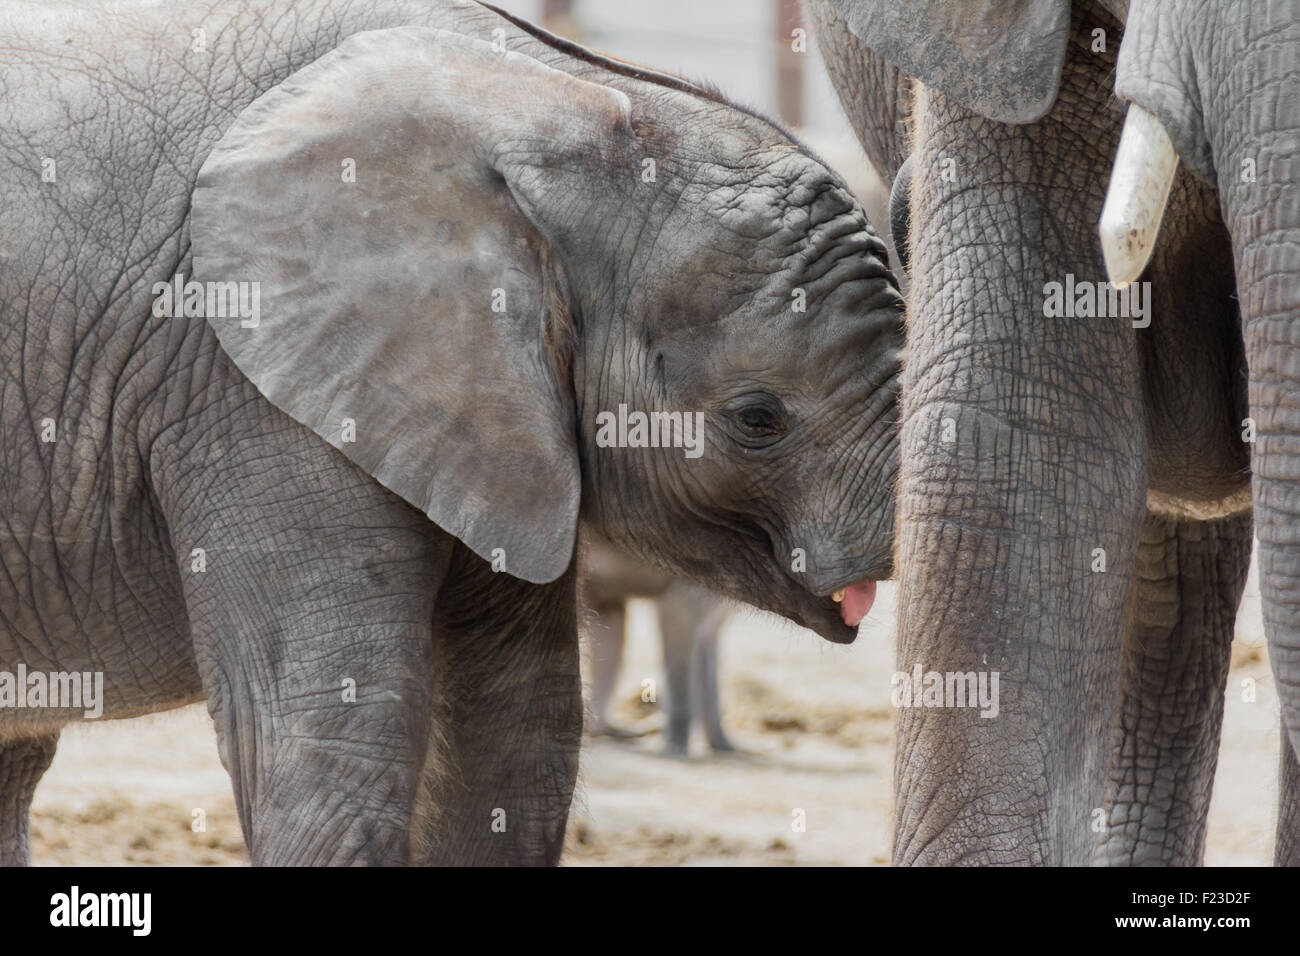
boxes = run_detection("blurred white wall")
[492,0,848,135]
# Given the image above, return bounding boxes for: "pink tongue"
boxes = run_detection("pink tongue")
[840,580,877,628]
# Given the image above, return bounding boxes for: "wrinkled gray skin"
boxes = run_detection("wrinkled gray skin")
[813,0,1298,865]
[581,534,733,756]
[0,0,901,864]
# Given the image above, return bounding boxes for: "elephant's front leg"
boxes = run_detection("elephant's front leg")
[184,526,443,865]
[419,545,583,866]
[184,536,443,865]
[159,400,449,865]
[1097,512,1252,865]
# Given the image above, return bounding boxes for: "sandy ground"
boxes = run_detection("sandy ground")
[29,565,1279,866]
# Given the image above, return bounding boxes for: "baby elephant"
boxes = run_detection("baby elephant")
[0,0,899,865]
[582,535,734,756]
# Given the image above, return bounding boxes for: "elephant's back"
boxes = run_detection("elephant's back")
[0,0,492,426]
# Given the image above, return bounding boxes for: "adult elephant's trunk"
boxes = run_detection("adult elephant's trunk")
[1240,187,1300,864]
[893,8,1147,865]
[1110,0,1300,863]
[1218,18,1300,868]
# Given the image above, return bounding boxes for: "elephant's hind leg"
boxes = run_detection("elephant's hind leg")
[693,626,734,753]
[0,732,59,865]
[658,591,696,757]
[658,586,733,754]
[1096,511,1252,865]
[584,599,629,737]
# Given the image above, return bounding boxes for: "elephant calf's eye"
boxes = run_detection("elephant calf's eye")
[739,407,779,432]
[725,394,788,447]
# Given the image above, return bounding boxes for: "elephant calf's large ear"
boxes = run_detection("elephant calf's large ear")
[192,27,633,583]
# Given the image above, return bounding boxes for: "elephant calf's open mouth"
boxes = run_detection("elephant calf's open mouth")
[832,578,877,628]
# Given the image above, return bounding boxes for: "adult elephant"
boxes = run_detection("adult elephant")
[581,532,736,755]
[811,0,1298,864]
[0,0,899,865]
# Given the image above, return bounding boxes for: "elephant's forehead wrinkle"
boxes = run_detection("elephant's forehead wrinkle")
[706,186,790,241]
[689,150,862,244]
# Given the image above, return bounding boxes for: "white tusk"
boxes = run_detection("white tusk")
[1099,103,1179,290]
